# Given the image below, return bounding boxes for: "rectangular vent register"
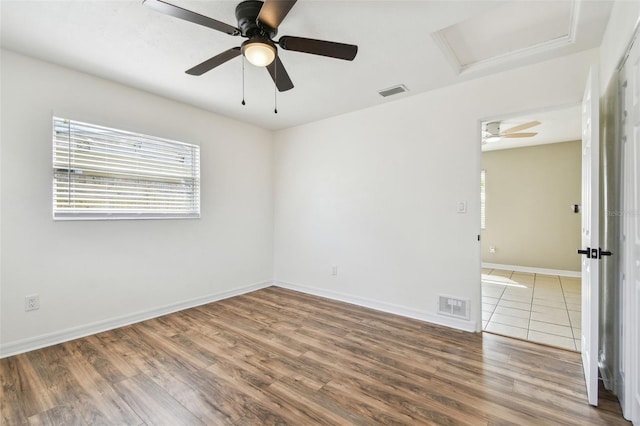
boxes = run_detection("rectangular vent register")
[438,295,470,320]
[378,84,409,98]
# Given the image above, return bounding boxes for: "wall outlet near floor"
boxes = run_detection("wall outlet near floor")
[25,295,40,311]
[331,265,338,276]
[490,246,496,253]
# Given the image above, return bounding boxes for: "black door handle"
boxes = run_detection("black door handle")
[577,247,613,259]
[599,248,612,258]
[577,248,591,258]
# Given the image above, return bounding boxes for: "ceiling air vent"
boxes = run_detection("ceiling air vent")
[378,84,409,98]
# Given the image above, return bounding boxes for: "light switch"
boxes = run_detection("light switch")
[456,201,467,214]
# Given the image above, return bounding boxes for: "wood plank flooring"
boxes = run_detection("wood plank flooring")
[0,286,630,425]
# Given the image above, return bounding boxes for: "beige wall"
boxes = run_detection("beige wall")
[481,141,581,271]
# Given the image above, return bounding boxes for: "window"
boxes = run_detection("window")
[480,169,486,229]
[53,117,200,220]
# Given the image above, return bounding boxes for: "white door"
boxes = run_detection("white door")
[622,33,640,426]
[580,64,600,407]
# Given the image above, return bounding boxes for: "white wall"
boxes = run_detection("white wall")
[0,50,274,356]
[273,49,599,332]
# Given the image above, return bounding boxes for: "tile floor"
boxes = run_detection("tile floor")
[481,268,581,351]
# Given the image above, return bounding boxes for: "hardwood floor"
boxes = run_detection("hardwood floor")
[1,287,630,425]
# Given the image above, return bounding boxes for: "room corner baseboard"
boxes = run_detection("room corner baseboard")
[273,280,478,333]
[599,358,615,391]
[482,263,581,278]
[0,280,272,359]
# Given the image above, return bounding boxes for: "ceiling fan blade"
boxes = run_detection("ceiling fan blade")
[501,132,538,138]
[143,0,240,36]
[258,0,297,30]
[278,36,358,61]
[502,120,541,135]
[266,56,294,92]
[186,47,242,76]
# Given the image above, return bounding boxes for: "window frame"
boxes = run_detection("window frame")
[480,169,486,230]
[52,117,201,221]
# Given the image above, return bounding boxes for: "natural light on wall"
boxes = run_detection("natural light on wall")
[480,169,486,229]
[52,117,200,220]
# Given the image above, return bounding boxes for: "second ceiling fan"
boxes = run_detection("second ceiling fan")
[144,0,358,92]
[482,120,541,144]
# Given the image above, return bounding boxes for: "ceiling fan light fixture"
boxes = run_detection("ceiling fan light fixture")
[242,38,276,67]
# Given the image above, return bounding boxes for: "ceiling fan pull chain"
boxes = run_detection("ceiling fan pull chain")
[241,56,246,106]
[274,58,278,114]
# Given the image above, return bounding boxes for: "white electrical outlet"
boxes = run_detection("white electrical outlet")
[25,295,40,311]
[490,246,496,253]
[331,265,338,276]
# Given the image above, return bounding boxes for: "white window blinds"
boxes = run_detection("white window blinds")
[53,117,200,220]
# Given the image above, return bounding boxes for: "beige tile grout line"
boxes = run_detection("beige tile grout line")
[526,273,536,340]
[483,268,500,330]
[559,276,579,350]
[483,269,578,351]
[486,269,529,335]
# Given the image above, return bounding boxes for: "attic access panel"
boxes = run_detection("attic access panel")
[433,0,576,74]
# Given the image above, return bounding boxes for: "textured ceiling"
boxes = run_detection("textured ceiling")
[0,0,613,130]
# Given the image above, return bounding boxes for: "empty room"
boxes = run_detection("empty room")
[480,107,584,350]
[1,0,639,425]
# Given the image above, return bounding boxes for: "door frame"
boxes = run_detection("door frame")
[477,103,583,331]
[618,27,640,424]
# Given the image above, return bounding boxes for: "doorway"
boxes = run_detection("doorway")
[479,106,583,351]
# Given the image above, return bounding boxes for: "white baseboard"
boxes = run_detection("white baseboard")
[482,263,581,278]
[599,353,614,391]
[274,280,478,333]
[2,279,479,359]
[0,280,272,359]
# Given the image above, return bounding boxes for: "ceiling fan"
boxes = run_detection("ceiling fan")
[143,0,358,92]
[482,120,540,144]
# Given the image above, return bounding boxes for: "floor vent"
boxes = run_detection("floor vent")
[378,84,409,98]
[438,295,470,320]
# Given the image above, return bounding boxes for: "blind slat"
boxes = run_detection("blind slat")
[53,117,200,220]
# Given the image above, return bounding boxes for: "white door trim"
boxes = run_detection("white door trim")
[619,29,640,425]
[580,64,600,407]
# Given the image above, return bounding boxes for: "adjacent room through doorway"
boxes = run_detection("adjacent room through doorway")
[479,106,583,351]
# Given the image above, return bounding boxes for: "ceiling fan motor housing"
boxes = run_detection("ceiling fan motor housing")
[235,0,276,38]
[486,122,500,136]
